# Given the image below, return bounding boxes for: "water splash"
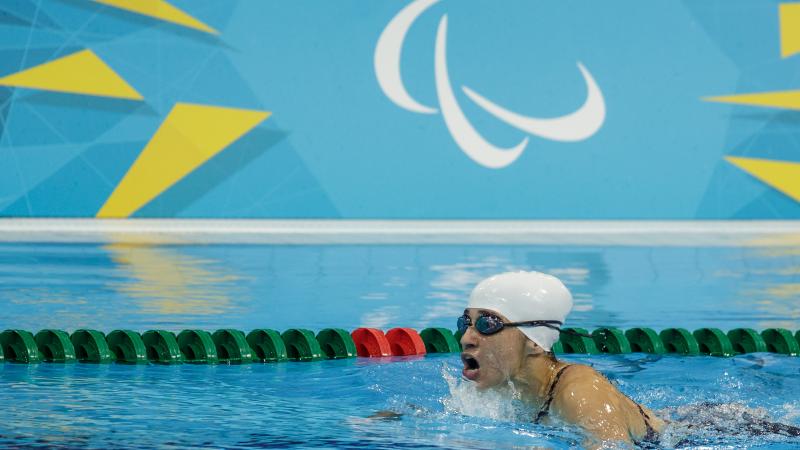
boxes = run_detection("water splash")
[440,364,534,422]
[657,402,800,448]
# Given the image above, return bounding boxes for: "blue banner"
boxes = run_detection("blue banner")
[0,0,798,218]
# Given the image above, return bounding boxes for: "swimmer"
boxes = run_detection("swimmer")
[459,271,664,448]
[368,270,800,446]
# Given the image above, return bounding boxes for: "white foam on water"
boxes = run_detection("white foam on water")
[655,402,800,448]
[779,402,800,424]
[439,364,534,422]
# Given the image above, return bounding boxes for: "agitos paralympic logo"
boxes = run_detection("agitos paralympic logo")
[374,0,606,169]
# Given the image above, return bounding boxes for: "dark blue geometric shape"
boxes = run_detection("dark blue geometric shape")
[52,0,223,44]
[136,124,340,218]
[16,91,157,144]
[731,188,800,219]
[695,108,800,218]
[0,87,11,142]
[0,47,83,79]
[0,0,62,30]
[0,10,32,27]
[167,51,261,110]
[683,0,780,69]
[1,140,144,217]
[694,158,764,219]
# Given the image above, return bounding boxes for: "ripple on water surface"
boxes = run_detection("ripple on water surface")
[1,354,800,449]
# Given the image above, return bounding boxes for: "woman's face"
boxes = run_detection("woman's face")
[459,308,529,389]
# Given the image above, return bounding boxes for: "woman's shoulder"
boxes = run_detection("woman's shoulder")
[557,363,609,387]
[551,363,625,408]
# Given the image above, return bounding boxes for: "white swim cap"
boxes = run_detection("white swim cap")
[467,271,573,351]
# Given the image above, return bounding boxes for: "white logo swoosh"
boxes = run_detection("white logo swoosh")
[374,0,606,169]
[435,16,528,169]
[374,0,439,114]
[461,63,605,142]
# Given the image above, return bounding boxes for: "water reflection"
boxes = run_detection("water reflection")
[751,283,800,329]
[747,233,800,251]
[740,245,800,330]
[390,253,614,330]
[2,243,800,333]
[526,250,618,327]
[104,243,244,316]
[419,259,524,329]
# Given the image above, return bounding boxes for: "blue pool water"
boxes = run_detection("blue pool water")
[1,242,800,448]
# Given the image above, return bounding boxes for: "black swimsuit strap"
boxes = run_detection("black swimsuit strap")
[635,403,659,443]
[533,366,660,444]
[534,365,571,423]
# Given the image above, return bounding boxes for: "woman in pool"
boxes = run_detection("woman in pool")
[459,271,664,448]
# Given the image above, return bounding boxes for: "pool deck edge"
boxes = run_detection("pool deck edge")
[0,219,798,246]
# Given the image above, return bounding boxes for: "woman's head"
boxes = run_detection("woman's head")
[459,271,573,388]
[467,271,573,351]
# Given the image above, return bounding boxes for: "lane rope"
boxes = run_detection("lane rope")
[1,327,798,364]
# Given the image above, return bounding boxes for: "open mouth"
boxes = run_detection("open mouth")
[461,353,480,380]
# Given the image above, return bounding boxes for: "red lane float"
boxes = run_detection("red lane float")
[350,328,391,357]
[386,328,426,356]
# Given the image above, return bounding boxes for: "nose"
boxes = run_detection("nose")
[460,325,479,350]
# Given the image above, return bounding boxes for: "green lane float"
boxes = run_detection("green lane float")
[177,330,218,364]
[212,329,253,364]
[281,328,323,361]
[659,328,700,355]
[2,326,800,365]
[727,328,767,354]
[315,328,356,359]
[247,329,288,362]
[625,328,665,354]
[693,328,734,356]
[0,329,41,363]
[420,328,461,353]
[106,330,148,364]
[761,328,800,356]
[560,328,599,354]
[142,330,183,364]
[34,330,76,363]
[592,327,631,354]
[70,329,114,363]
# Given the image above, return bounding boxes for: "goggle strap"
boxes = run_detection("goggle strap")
[505,320,563,330]
[558,328,594,339]
[507,320,594,338]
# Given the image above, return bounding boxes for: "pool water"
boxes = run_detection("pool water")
[1,242,800,448]
[2,354,799,449]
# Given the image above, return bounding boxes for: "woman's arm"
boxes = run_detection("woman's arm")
[550,367,637,448]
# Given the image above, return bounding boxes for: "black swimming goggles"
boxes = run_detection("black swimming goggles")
[457,313,562,336]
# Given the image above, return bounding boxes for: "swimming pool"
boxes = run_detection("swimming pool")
[2,233,800,448]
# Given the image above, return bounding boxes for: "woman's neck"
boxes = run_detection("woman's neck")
[511,354,562,405]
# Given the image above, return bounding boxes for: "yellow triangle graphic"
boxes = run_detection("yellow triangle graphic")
[97,103,270,218]
[726,156,800,202]
[780,3,800,58]
[703,90,800,110]
[0,49,142,100]
[94,0,218,35]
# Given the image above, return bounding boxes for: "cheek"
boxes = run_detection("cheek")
[497,351,524,377]
[486,337,524,365]
[481,346,522,378]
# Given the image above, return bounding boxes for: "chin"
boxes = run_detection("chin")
[474,374,505,390]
